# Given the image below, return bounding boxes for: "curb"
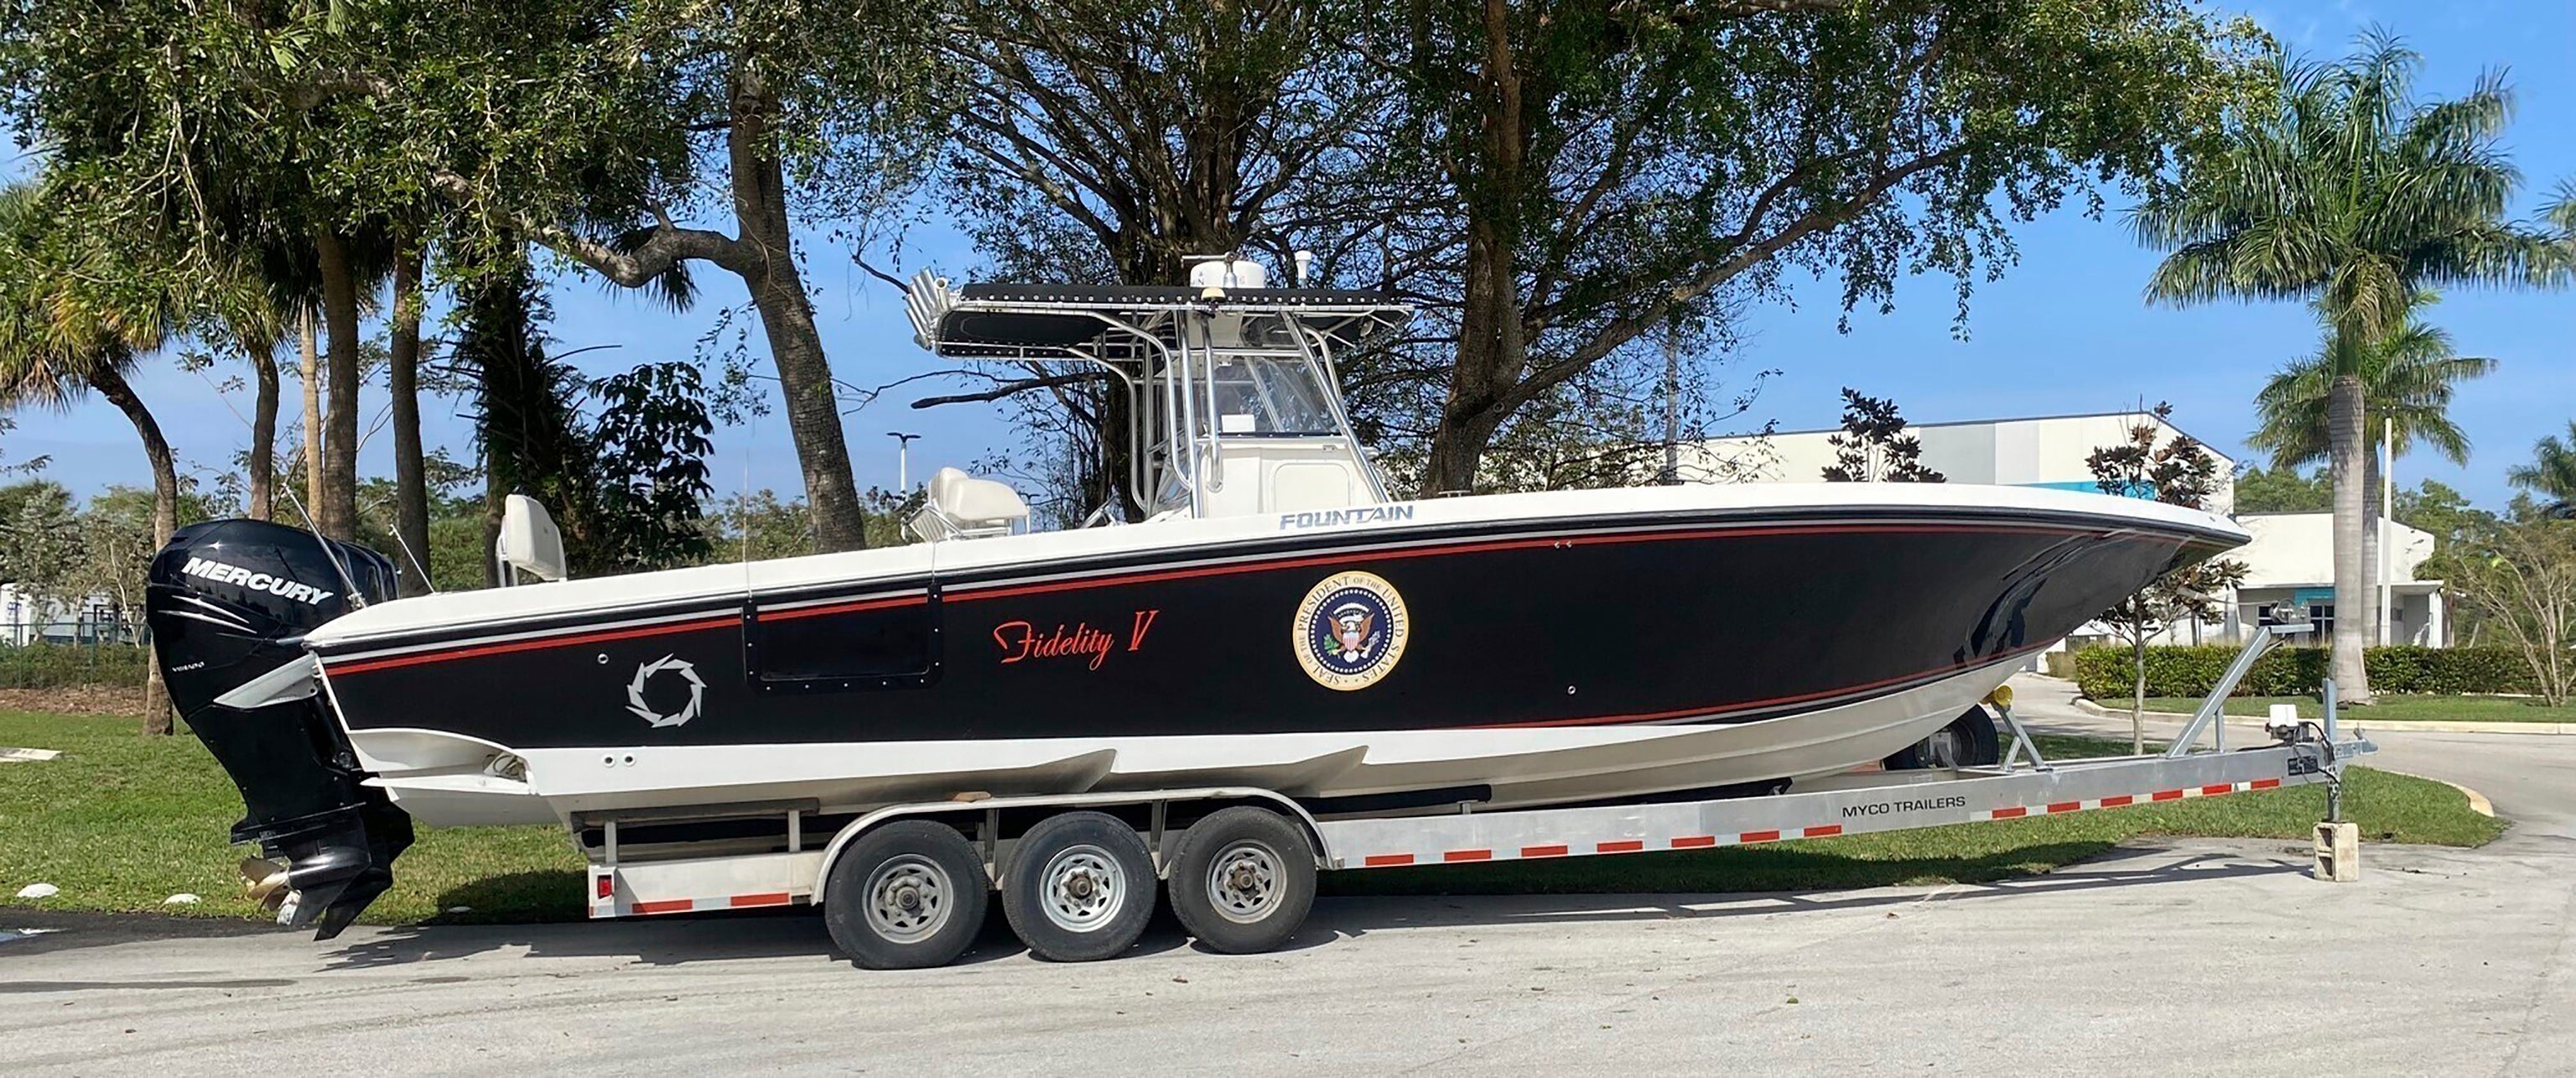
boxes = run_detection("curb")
[2371,769,2497,817]
[2065,696,2574,736]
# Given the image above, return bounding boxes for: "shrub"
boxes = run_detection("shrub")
[0,643,148,689]
[2072,644,2537,700]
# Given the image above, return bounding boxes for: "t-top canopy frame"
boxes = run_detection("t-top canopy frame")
[904,270,1413,521]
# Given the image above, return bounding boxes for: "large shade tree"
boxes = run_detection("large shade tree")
[418,0,939,553]
[2249,290,2495,640]
[2131,31,2567,703]
[1370,0,2261,497]
[0,182,183,733]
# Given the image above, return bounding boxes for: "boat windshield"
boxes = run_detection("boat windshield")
[1202,355,1340,437]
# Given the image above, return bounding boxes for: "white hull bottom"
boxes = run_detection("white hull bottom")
[364,657,2025,829]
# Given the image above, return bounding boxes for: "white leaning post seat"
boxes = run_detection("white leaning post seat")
[911,466,1031,541]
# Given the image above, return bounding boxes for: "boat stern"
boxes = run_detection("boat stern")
[143,519,413,939]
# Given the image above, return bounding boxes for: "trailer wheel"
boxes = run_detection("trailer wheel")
[1000,810,1156,962]
[1166,806,1317,955]
[1883,706,2004,770]
[823,820,989,970]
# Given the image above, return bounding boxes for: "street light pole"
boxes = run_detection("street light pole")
[888,432,922,492]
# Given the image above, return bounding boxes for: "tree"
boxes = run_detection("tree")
[2132,30,2569,704]
[2507,421,2576,519]
[0,182,183,732]
[584,362,717,574]
[415,0,937,554]
[1374,0,2257,496]
[451,264,592,586]
[0,480,82,611]
[2085,404,2250,752]
[387,245,431,593]
[2249,291,2495,643]
[1820,389,1943,482]
[913,0,1381,519]
[2235,465,2330,513]
[2450,517,2576,706]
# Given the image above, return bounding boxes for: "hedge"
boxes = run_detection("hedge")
[0,643,150,689]
[2071,644,2541,700]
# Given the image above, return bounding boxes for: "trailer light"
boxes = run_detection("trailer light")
[596,874,614,900]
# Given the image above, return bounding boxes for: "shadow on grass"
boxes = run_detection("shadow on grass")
[319,841,2306,971]
[417,870,589,927]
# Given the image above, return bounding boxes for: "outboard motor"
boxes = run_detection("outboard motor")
[144,519,408,939]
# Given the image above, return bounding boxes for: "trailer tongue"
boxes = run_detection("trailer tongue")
[143,518,412,939]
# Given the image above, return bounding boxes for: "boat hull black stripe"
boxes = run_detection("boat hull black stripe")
[314,508,2217,659]
[323,514,2211,747]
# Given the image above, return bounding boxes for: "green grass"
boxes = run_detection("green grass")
[1327,732,2503,897]
[0,710,583,925]
[2125,695,2575,722]
[0,715,2504,924]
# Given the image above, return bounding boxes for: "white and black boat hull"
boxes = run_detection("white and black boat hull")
[293,486,2243,827]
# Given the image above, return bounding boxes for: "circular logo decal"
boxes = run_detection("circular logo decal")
[626,654,706,728]
[1292,571,1410,690]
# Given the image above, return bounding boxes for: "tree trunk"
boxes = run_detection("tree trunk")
[242,328,279,522]
[389,243,430,595]
[314,231,362,541]
[1419,0,1526,498]
[87,363,177,736]
[728,65,868,552]
[2327,374,2374,704]
[300,306,323,519]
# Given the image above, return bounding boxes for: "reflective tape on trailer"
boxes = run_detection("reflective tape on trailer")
[613,892,795,917]
[1971,777,2278,821]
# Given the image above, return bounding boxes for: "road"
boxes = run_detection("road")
[4,679,2571,1075]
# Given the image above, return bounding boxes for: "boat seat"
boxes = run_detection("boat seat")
[911,466,1031,541]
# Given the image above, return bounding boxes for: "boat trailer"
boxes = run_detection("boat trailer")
[569,625,2373,967]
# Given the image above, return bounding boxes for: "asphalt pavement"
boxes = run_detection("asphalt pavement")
[4,678,2571,1075]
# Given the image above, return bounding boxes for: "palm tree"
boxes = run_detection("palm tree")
[2130,29,2568,703]
[0,184,183,733]
[2250,291,2496,637]
[2510,422,2576,519]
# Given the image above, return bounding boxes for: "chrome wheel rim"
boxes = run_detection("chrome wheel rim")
[1038,844,1126,933]
[1206,840,1283,924]
[865,855,952,944]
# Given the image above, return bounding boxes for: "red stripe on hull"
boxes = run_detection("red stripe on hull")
[322,518,2145,684]
[331,616,738,675]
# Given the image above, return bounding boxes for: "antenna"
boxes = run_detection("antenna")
[190,364,369,607]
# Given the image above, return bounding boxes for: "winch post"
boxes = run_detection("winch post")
[2312,676,2360,881]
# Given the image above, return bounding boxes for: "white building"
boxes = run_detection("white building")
[2231,513,2444,647]
[1685,410,2444,648]
[1682,410,2236,513]
[0,583,137,646]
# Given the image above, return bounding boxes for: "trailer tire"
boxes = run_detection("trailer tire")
[1000,811,1156,963]
[1166,806,1317,955]
[823,820,989,971]
[1883,706,2003,770]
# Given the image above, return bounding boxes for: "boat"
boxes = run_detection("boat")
[143,257,2248,935]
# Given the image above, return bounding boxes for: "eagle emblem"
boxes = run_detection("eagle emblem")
[1293,571,1409,690]
[1330,603,1379,663]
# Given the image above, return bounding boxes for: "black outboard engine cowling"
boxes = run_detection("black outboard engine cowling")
[145,518,410,939]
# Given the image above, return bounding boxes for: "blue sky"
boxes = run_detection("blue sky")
[8,2,2572,511]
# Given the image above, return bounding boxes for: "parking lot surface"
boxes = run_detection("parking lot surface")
[8,684,2571,1075]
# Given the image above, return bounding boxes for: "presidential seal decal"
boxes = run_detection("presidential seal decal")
[1293,570,1409,690]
